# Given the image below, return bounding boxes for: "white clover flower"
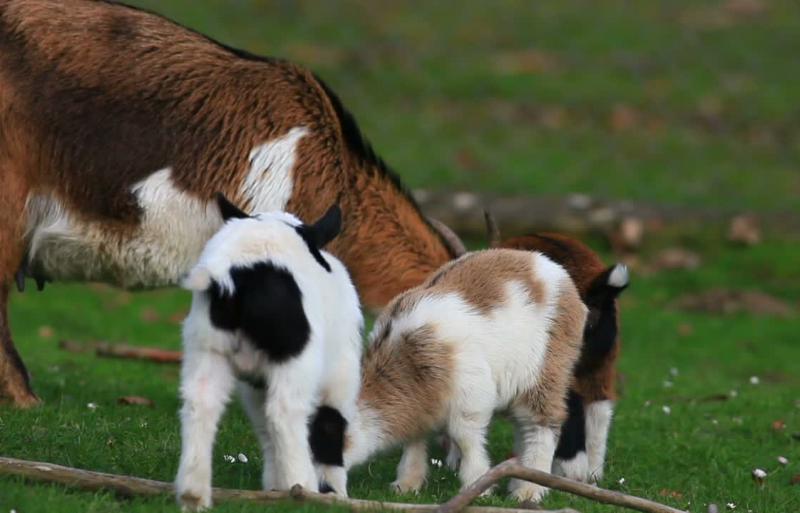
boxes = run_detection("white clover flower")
[662,405,671,415]
[644,400,651,407]
[238,453,248,463]
[726,503,737,510]
[778,456,788,465]
[730,390,738,398]
[223,454,236,463]
[670,367,679,377]
[618,477,625,485]
[749,376,759,385]
[711,419,719,425]
[430,458,442,468]
[87,402,98,409]
[663,380,674,388]
[752,468,766,478]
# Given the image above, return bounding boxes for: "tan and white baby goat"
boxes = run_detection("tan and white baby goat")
[317,249,588,502]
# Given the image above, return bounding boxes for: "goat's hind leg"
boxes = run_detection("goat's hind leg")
[391,438,429,494]
[0,172,39,408]
[508,402,561,503]
[264,363,319,493]
[175,350,236,510]
[238,380,277,491]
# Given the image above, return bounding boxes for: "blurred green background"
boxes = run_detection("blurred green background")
[2,1,799,513]
[134,0,800,211]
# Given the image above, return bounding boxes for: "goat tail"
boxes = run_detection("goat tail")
[585,263,629,307]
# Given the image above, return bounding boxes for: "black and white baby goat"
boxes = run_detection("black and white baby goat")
[175,194,363,510]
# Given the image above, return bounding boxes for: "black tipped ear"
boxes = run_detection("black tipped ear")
[216,192,249,222]
[308,205,342,249]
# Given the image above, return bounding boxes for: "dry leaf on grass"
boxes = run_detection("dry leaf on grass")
[38,326,54,338]
[658,488,683,498]
[167,309,189,324]
[677,322,694,336]
[117,396,155,408]
[670,288,793,317]
[644,248,701,273]
[728,214,761,246]
[139,307,160,323]
[771,419,786,431]
[790,473,800,485]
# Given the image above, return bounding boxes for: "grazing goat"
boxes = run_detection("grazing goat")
[472,212,630,484]
[323,249,588,502]
[0,0,463,407]
[175,195,363,510]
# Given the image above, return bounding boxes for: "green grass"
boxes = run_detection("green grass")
[114,0,800,211]
[2,231,800,512]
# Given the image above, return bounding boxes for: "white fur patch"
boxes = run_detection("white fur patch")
[241,126,308,213]
[607,263,629,288]
[552,451,589,482]
[24,169,221,288]
[23,127,309,289]
[585,400,614,483]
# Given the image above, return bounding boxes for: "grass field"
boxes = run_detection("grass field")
[2,230,800,512]
[2,1,800,512]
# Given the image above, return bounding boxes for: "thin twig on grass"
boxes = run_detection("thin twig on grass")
[436,459,686,513]
[58,339,182,363]
[0,456,576,513]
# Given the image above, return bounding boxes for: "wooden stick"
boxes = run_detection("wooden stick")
[0,456,576,513]
[58,339,183,363]
[94,342,183,363]
[436,459,686,513]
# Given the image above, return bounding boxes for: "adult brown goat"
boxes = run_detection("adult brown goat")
[0,0,464,407]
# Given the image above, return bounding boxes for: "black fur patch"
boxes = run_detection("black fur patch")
[554,390,586,460]
[294,205,342,272]
[207,262,310,363]
[308,406,347,467]
[575,302,618,377]
[319,482,336,494]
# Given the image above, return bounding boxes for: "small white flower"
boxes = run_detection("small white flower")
[730,390,738,398]
[778,456,788,465]
[223,454,235,463]
[662,405,671,415]
[670,367,679,377]
[11,509,18,513]
[237,453,248,463]
[618,477,625,485]
[87,402,98,409]
[644,400,651,407]
[662,380,674,388]
[752,468,766,479]
[430,458,442,468]
[749,376,759,385]
[712,419,719,425]
[727,503,737,510]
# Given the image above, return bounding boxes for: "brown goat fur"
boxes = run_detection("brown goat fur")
[0,0,459,405]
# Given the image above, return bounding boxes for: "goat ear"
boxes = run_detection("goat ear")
[307,205,342,249]
[216,192,249,222]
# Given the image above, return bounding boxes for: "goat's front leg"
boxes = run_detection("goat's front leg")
[175,350,236,511]
[585,400,614,483]
[264,364,319,492]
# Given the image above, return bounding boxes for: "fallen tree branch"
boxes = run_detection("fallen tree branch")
[0,456,576,513]
[58,340,183,364]
[436,459,686,513]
